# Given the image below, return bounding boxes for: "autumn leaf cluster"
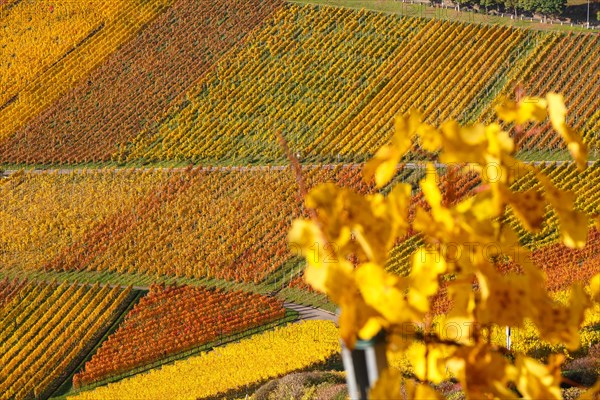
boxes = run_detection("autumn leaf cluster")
[289,93,600,399]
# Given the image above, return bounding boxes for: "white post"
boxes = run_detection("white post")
[341,331,388,400]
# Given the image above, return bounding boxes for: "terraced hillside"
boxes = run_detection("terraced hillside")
[0,0,282,164]
[73,284,286,389]
[480,33,600,149]
[0,1,598,398]
[71,320,340,400]
[113,6,598,164]
[0,0,173,141]
[121,6,429,164]
[2,161,598,398]
[0,3,598,167]
[1,162,598,293]
[0,166,369,285]
[0,280,134,399]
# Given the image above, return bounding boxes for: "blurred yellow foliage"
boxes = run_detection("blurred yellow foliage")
[290,93,599,398]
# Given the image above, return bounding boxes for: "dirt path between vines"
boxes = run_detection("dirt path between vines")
[284,302,338,324]
[1,160,595,177]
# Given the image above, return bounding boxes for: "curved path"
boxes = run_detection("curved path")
[284,302,338,324]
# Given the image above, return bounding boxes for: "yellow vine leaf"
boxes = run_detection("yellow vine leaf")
[362,143,401,188]
[338,294,381,348]
[407,342,454,384]
[547,93,588,171]
[370,369,442,399]
[577,379,600,400]
[437,120,487,164]
[515,356,563,400]
[475,265,536,328]
[590,274,600,303]
[485,122,515,157]
[363,110,422,188]
[288,219,323,268]
[417,122,442,152]
[408,248,446,313]
[506,189,546,232]
[418,164,455,231]
[289,92,595,397]
[494,96,548,124]
[533,284,590,351]
[537,174,588,249]
[355,263,412,325]
[441,282,477,344]
[448,344,519,399]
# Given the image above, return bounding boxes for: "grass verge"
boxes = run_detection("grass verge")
[287,0,597,32]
